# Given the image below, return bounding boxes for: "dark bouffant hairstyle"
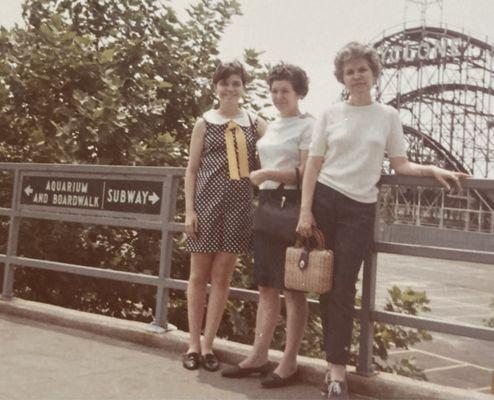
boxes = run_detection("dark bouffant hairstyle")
[266,63,309,98]
[333,41,382,84]
[212,61,248,85]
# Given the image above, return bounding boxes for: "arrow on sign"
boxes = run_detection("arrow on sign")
[24,186,34,196]
[148,192,160,205]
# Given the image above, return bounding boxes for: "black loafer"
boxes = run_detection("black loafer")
[261,370,298,388]
[221,363,271,378]
[201,352,220,372]
[182,352,201,370]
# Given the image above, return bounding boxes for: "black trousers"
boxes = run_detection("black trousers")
[313,183,376,365]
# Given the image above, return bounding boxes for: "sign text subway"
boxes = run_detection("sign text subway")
[21,176,163,215]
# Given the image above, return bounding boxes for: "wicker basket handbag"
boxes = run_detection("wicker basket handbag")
[284,228,334,294]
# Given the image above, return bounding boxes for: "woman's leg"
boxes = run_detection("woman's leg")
[201,251,238,354]
[321,215,374,374]
[187,253,215,354]
[273,290,308,377]
[239,285,281,368]
[316,188,375,383]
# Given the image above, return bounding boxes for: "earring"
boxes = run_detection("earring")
[341,88,349,101]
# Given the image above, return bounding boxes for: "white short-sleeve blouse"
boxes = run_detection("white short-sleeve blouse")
[257,113,314,190]
[309,101,407,203]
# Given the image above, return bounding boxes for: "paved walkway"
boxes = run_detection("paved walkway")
[373,253,494,395]
[0,314,368,400]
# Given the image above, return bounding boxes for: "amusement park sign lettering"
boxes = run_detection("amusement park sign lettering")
[379,37,462,64]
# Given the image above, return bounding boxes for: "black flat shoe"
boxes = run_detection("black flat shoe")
[201,352,220,372]
[260,370,298,388]
[182,352,201,370]
[221,363,271,378]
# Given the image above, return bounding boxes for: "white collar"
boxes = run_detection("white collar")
[203,109,252,127]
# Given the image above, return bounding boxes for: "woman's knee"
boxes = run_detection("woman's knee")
[323,285,357,312]
[284,290,307,307]
[210,271,233,290]
[188,269,209,287]
[332,271,358,300]
[189,254,213,286]
[210,253,237,286]
[258,285,279,297]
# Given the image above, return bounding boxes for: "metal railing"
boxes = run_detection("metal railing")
[379,183,494,233]
[0,163,185,330]
[358,175,494,375]
[1,163,493,375]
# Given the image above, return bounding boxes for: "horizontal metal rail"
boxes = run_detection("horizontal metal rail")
[373,310,494,342]
[0,163,185,176]
[0,254,160,286]
[375,241,494,264]
[379,174,492,190]
[8,209,165,230]
[4,246,491,344]
[0,207,11,215]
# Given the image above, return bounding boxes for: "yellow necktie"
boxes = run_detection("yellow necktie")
[225,120,250,180]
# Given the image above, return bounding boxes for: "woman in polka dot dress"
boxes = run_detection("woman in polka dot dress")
[182,61,267,372]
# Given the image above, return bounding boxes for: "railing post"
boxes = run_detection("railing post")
[491,370,494,394]
[439,189,444,228]
[154,175,178,330]
[491,210,494,234]
[357,250,377,376]
[2,169,21,299]
[416,186,422,226]
[465,189,471,231]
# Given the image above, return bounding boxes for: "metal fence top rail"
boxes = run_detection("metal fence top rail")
[1,164,491,189]
[0,163,185,177]
[379,174,493,190]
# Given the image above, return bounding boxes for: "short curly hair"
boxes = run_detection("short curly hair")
[333,42,382,84]
[267,63,309,98]
[212,61,248,85]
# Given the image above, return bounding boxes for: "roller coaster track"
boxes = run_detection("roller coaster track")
[374,25,494,213]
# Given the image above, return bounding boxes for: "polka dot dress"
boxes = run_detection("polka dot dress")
[185,114,257,254]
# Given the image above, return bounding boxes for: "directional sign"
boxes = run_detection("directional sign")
[103,179,162,214]
[21,176,163,215]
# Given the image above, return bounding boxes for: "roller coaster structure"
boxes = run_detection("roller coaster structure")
[372,24,494,233]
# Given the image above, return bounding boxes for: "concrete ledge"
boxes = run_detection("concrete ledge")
[1,297,492,400]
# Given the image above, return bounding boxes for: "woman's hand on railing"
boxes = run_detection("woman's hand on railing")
[430,166,470,192]
[185,211,198,240]
[296,208,316,238]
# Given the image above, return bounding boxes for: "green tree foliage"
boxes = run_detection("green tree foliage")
[360,286,432,379]
[0,0,269,325]
[0,0,247,165]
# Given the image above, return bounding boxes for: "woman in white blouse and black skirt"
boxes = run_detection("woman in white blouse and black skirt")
[222,64,314,388]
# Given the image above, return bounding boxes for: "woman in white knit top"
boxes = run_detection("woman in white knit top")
[296,42,468,400]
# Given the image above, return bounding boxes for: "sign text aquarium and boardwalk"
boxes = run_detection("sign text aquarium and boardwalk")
[20,176,163,215]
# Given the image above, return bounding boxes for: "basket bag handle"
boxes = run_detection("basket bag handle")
[295,227,326,270]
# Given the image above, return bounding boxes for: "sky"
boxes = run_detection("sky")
[1,0,494,116]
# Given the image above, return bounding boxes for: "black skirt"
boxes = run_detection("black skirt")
[252,189,300,290]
